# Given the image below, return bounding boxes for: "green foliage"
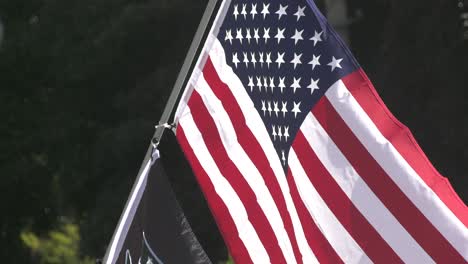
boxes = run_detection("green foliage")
[21,223,94,264]
[0,0,228,262]
[222,256,234,264]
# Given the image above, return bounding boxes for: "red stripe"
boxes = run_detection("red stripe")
[176,127,253,264]
[293,131,403,263]
[342,70,468,228]
[203,58,303,263]
[186,90,287,263]
[287,169,344,264]
[313,96,465,262]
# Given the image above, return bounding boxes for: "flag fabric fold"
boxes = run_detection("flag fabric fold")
[174,0,468,263]
[104,149,212,264]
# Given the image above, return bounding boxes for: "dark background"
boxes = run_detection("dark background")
[0,0,466,263]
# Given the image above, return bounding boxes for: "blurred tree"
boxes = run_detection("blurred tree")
[21,222,94,264]
[0,0,227,261]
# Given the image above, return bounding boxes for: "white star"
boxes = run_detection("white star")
[253,28,260,44]
[261,100,266,115]
[251,52,257,68]
[241,4,247,19]
[281,101,288,117]
[261,3,270,19]
[248,76,254,91]
[276,52,285,68]
[273,101,280,117]
[266,52,272,68]
[263,77,268,90]
[243,52,249,67]
[272,125,277,141]
[245,28,252,44]
[250,3,258,19]
[307,78,320,94]
[294,6,306,21]
[290,77,302,93]
[275,28,286,44]
[291,29,304,45]
[281,150,286,166]
[259,52,264,67]
[308,54,321,70]
[233,5,239,20]
[276,4,288,20]
[278,77,286,93]
[269,77,275,92]
[310,30,323,46]
[256,76,263,92]
[232,53,240,68]
[292,101,302,118]
[328,56,343,71]
[284,126,290,141]
[278,126,283,141]
[267,101,272,116]
[225,29,233,44]
[263,27,270,43]
[290,53,302,69]
[236,28,243,44]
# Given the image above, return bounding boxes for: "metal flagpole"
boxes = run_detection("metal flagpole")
[153,0,221,145]
[102,0,221,262]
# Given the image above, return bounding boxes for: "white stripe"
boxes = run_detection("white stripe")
[179,112,270,263]
[208,37,318,263]
[174,0,232,124]
[105,159,152,264]
[326,80,468,259]
[289,149,371,264]
[300,113,434,263]
[195,75,300,263]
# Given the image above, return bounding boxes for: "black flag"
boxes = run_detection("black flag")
[104,149,212,264]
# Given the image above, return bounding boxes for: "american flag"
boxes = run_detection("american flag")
[174,0,468,263]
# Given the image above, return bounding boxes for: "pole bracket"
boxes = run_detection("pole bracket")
[151,122,176,148]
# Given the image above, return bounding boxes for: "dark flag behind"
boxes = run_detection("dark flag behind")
[104,149,212,264]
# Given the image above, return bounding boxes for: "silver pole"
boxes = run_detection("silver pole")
[102,0,221,262]
[153,0,220,144]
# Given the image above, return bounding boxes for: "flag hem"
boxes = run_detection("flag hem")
[355,69,467,209]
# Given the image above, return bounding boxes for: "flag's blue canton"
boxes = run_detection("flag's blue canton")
[218,0,358,170]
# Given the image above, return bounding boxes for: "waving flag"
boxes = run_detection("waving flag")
[103,150,212,264]
[174,0,468,263]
